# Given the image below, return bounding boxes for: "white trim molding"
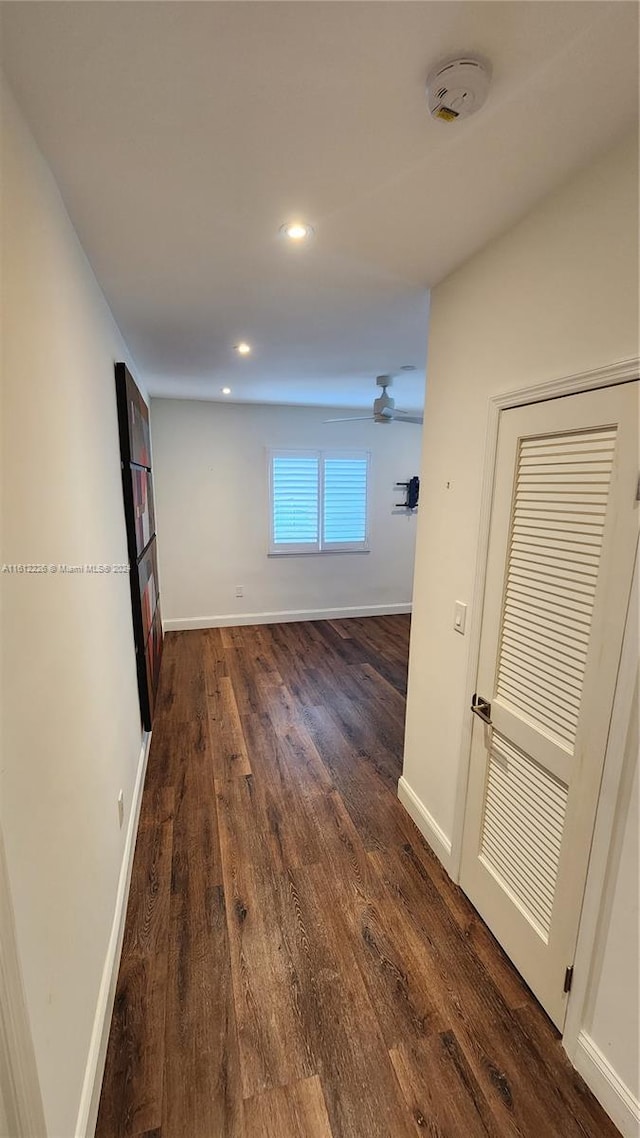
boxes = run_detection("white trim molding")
[449,356,640,881]
[164,602,412,632]
[75,730,152,1138]
[562,548,639,1105]
[397,776,454,873]
[573,1032,640,1138]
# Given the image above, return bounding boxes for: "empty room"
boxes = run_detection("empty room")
[1,3,638,1138]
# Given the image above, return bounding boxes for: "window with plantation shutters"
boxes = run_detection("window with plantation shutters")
[268,450,370,554]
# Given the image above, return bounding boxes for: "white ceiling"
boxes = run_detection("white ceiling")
[1,2,638,410]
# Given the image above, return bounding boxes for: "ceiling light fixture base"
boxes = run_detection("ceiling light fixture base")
[279,222,314,242]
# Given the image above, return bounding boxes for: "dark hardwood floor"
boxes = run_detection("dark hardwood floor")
[96,615,619,1138]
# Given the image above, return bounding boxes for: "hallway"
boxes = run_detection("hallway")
[96,616,618,1138]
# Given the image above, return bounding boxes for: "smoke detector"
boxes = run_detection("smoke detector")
[426,57,491,123]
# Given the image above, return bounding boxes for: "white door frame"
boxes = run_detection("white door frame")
[449,356,639,1056]
[0,825,47,1137]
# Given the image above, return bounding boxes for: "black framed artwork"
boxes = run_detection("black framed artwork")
[115,362,163,729]
[145,606,163,717]
[138,538,160,648]
[132,466,155,557]
[118,365,152,468]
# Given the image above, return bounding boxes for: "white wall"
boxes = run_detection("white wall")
[402,131,639,1122]
[151,399,422,628]
[1,80,143,1136]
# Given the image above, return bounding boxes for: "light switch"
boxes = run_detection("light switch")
[454,601,467,635]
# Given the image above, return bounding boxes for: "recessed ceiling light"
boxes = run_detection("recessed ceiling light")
[280,221,314,242]
[235,342,251,355]
[400,364,417,372]
[222,386,231,395]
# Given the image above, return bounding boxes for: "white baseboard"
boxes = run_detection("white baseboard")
[74,731,152,1138]
[164,602,412,631]
[397,776,454,872]
[572,1031,640,1138]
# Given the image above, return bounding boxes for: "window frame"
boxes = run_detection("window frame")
[267,447,371,556]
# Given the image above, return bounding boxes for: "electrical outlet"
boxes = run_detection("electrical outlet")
[235,585,244,598]
[117,789,124,828]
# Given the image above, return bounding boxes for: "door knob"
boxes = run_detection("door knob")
[471,693,492,725]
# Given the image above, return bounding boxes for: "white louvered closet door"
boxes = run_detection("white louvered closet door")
[460,381,638,1029]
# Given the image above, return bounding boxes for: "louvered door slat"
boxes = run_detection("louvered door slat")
[479,732,568,941]
[514,510,606,529]
[488,777,568,845]
[503,603,591,645]
[482,815,558,912]
[517,490,611,502]
[481,812,560,907]
[520,428,617,448]
[495,427,615,751]
[498,670,581,726]
[500,647,583,698]
[513,535,603,559]
[506,581,593,617]
[506,588,592,627]
[509,565,595,596]
[484,763,568,835]
[502,631,587,673]
[511,536,602,563]
[520,454,614,467]
[498,685,578,745]
[502,619,588,662]
[500,692,578,743]
[514,521,604,543]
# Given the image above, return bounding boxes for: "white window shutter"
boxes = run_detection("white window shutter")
[271,454,319,549]
[323,457,369,547]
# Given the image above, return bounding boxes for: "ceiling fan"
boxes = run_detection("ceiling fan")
[324,375,423,425]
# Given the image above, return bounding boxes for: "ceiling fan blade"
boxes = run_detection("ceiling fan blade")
[393,414,423,424]
[324,415,375,423]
